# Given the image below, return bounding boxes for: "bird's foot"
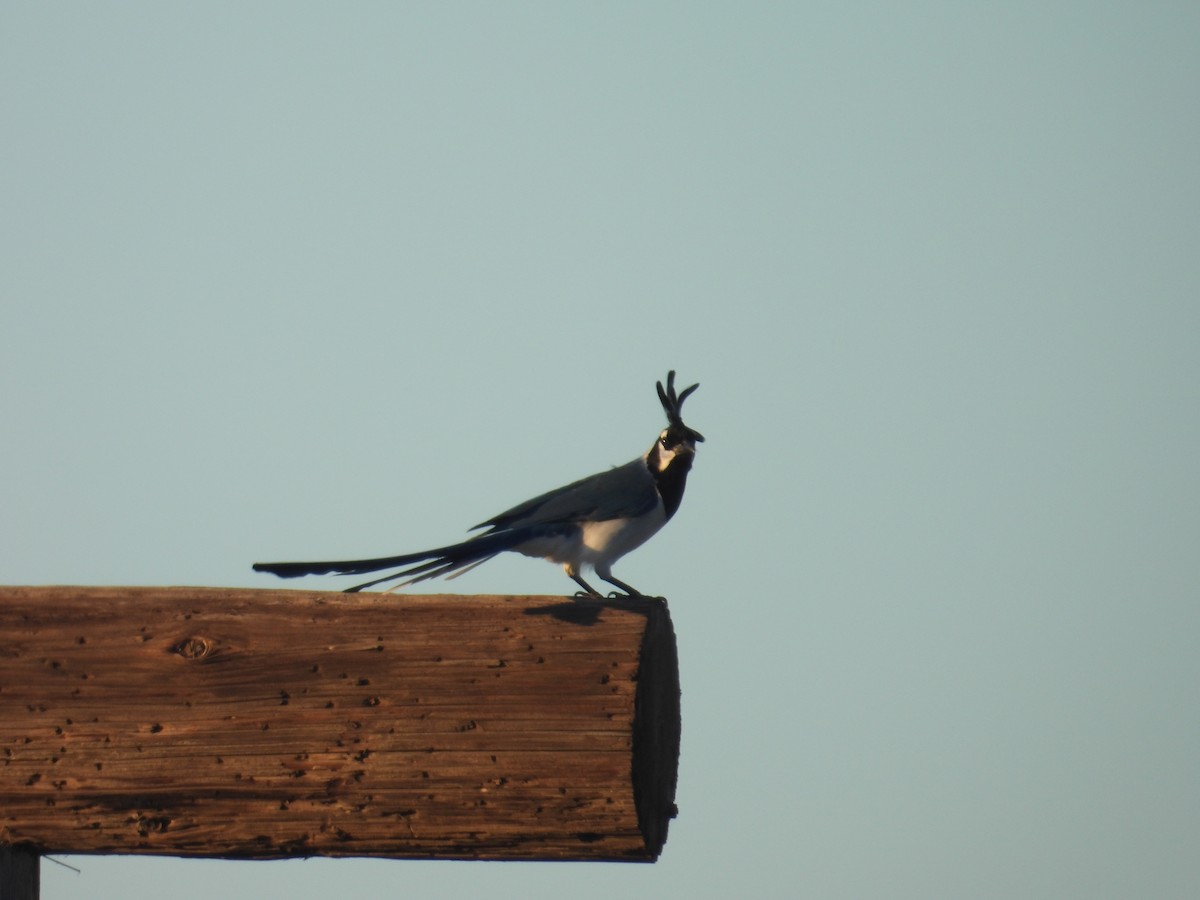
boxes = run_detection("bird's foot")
[605,590,640,600]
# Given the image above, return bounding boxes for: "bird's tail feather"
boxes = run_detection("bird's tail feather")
[253,524,573,593]
[347,553,498,593]
[252,549,438,578]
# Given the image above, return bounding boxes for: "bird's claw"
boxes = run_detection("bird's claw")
[573,588,666,606]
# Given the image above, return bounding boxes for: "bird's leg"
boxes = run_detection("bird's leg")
[598,574,646,599]
[569,572,603,598]
[597,573,667,606]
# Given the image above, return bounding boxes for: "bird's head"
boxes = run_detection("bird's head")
[650,370,704,472]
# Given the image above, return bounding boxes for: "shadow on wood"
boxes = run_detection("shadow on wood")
[0,587,680,863]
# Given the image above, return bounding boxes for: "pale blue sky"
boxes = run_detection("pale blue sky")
[3,3,1198,898]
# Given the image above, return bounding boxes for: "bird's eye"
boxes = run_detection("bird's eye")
[660,434,672,448]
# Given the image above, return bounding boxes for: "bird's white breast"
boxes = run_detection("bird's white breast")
[578,502,667,566]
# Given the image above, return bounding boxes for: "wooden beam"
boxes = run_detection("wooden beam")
[0,587,679,862]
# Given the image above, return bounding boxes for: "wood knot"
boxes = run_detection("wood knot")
[172,637,211,659]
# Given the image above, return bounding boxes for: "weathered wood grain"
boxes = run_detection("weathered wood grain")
[0,587,679,861]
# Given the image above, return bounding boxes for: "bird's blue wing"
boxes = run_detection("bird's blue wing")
[473,457,658,533]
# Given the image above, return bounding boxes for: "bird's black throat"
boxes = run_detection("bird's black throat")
[649,451,693,521]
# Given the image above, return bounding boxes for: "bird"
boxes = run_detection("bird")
[252,371,704,596]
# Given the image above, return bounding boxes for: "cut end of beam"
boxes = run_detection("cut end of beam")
[0,844,40,900]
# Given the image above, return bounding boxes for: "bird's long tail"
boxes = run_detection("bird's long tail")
[252,524,571,593]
